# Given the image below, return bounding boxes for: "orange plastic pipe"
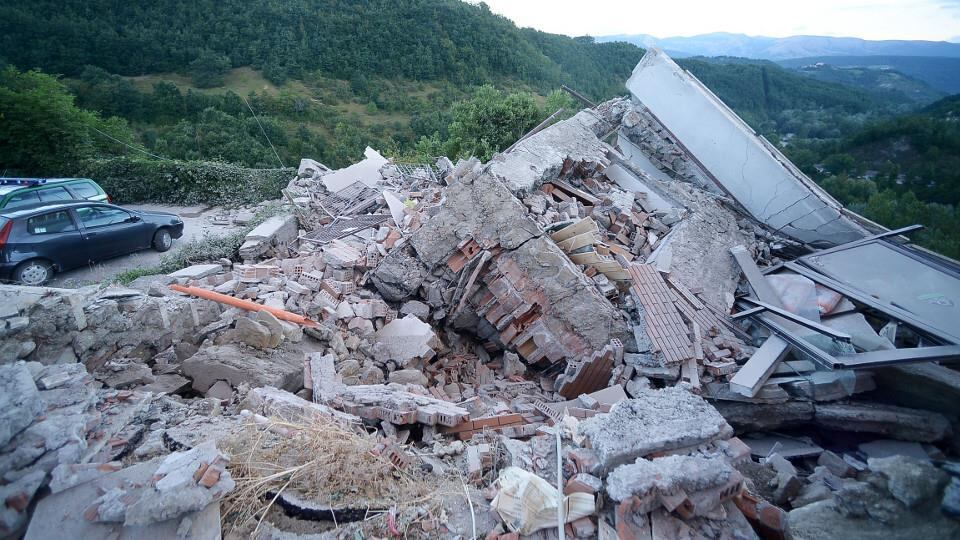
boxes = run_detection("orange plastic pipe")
[169,284,320,328]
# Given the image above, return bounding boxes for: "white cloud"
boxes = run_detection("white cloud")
[472,0,959,41]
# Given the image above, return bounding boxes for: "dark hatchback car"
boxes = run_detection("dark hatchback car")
[0,201,184,285]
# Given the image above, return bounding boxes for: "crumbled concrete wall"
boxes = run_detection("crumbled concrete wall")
[486,98,631,193]
[0,285,221,369]
[409,168,540,269]
[493,235,629,355]
[645,187,755,309]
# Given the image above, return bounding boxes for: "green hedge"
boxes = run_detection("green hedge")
[77,157,294,206]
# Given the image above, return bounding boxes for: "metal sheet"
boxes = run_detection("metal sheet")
[800,241,960,342]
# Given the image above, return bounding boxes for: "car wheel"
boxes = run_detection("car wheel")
[153,228,173,252]
[14,260,53,286]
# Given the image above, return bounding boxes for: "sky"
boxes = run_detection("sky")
[474,0,960,42]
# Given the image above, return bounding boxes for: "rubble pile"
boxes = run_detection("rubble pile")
[1,48,959,539]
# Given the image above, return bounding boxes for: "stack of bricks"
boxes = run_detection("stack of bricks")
[325,385,469,428]
[555,339,624,399]
[441,413,535,440]
[234,263,280,283]
[629,263,693,366]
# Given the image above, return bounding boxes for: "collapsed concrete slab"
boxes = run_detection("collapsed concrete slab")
[241,386,359,425]
[579,387,734,471]
[814,401,952,443]
[181,344,303,393]
[239,213,298,260]
[319,146,388,193]
[486,98,630,192]
[407,166,540,268]
[624,48,869,246]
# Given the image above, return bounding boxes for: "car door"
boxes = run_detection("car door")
[73,205,142,260]
[23,209,86,270]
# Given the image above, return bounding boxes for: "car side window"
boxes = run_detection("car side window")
[70,182,101,199]
[5,191,41,209]
[27,210,77,235]
[38,186,75,202]
[75,206,130,229]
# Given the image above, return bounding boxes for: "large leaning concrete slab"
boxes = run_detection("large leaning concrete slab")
[625,48,868,246]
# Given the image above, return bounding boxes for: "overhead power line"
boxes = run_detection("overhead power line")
[241,94,286,169]
[88,125,169,161]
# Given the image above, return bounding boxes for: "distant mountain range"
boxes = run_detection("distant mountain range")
[597,32,960,60]
[596,33,960,95]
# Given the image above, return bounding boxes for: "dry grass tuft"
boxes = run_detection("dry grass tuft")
[221,416,458,536]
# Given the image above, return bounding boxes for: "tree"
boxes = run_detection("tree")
[0,66,134,175]
[189,49,231,88]
[544,88,576,119]
[444,85,540,161]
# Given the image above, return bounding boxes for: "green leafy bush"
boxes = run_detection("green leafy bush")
[77,157,293,206]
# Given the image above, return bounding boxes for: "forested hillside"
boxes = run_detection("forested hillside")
[0,0,639,99]
[0,0,644,172]
[788,64,944,105]
[782,95,960,257]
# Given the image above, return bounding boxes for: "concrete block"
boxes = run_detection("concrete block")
[167,264,221,280]
[0,363,45,447]
[578,387,733,471]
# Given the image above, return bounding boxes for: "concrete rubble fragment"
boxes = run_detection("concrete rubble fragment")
[579,387,734,470]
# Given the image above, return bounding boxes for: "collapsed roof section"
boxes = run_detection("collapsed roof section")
[371,135,630,364]
[622,48,870,247]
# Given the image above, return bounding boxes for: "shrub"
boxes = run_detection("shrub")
[77,157,294,206]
